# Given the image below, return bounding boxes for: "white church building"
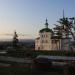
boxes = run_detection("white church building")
[35,19,71,51]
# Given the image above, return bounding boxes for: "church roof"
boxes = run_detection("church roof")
[36,37,40,40]
[39,28,52,33]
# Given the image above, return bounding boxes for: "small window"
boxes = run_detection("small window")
[46,40,48,43]
[38,47,40,50]
[41,34,45,38]
[42,35,43,38]
[42,40,44,43]
[44,35,45,38]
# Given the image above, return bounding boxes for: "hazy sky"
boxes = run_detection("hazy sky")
[0,0,75,39]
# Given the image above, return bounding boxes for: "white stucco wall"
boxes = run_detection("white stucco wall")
[35,38,40,50]
[39,32,52,50]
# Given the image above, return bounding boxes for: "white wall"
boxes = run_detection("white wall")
[39,32,52,50]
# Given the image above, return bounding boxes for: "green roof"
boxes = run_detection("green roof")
[39,28,52,33]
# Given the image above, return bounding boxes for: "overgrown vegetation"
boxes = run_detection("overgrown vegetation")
[6,49,75,58]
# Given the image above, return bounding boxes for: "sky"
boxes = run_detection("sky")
[0,0,75,40]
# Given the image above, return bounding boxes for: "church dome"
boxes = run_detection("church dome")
[39,28,52,33]
[39,19,53,33]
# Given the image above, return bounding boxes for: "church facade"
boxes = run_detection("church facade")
[35,19,70,51]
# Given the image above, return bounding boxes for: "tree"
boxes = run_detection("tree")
[57,17,75,40]
[13,31,19,48]
[56,17,75,50]
[53,24,63,38]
